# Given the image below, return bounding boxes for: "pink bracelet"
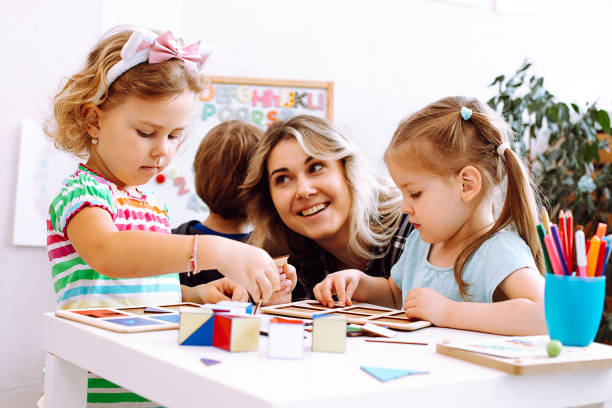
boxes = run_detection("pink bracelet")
[188,235,199,276]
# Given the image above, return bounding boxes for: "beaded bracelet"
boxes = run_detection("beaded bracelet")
[188,235,199,276]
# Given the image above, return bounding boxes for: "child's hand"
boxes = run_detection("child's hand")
[198,278,249,303]
[216,241,280,303]
[282,263,297,291]
[403,287,454,326]
[313,269,362,307]
[262,263,297,306]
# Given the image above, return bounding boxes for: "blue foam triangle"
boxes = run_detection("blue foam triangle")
[360,366,429,382]
[201,358,221,366]
[144,306,168,313]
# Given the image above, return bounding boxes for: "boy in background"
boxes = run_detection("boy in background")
[174,120,294,303]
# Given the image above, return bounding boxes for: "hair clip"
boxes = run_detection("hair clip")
[92,29,212,103]
[460,107,472,121]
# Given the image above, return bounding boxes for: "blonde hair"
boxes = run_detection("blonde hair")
[45,27,206,158]
[193,120,262,219]
[241,115,403,262]
[385,96,544,299]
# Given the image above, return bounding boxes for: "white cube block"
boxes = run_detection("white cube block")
[268,318,304,359]
[216,300,253,314]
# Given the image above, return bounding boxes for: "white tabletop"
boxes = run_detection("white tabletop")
[43,313,612,408]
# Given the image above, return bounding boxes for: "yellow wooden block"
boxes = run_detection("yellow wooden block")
[312,315,346,353]
[229,317,260,351]
[179,308,213,344]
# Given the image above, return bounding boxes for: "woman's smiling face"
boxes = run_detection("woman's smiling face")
[267,137,352,245]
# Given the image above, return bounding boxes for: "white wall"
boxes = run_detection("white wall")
[1,0,611,405]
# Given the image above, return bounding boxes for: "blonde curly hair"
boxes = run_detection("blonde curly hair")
[45,27,206,158]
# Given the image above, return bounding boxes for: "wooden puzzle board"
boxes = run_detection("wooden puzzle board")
[436,336,612,375]
[260,300,431,331]
[55,302,202,333]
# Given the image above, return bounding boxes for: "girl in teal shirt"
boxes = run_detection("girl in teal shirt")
[314,96,546,336]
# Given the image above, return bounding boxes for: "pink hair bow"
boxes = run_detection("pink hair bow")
[147,31,209,71]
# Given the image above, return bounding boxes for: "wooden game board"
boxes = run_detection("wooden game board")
[55,302,202,333]
[436,336,612,375]
[260,300,431,331]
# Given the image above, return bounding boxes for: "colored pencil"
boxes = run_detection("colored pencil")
[587,236,601,277]
[586,239,591,255]
[550,225,570,275]
[596,239,607,277]
[596,223,608,238]
[605,235,612,266]
[536,224,553,274]
[559,211,567,268]
[575,230,588,278]
[565,210,573,273]
[544,234,564,276]
[541,207,551,234]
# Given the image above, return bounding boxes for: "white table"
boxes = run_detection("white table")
[43,313,612,408]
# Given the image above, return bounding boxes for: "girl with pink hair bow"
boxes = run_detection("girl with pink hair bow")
[43,27,293,406]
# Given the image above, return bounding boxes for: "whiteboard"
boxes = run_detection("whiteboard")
[14,76,334,247]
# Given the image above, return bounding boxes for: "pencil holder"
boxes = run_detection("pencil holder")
[544,274,605,347]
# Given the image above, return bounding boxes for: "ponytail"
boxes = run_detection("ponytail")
[455,149,544,299]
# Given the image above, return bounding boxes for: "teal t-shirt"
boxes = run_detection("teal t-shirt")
[391,229,537,302]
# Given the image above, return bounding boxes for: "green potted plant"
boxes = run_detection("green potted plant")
[487,60,612,344]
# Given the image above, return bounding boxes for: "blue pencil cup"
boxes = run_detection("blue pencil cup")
[544,274,606,347]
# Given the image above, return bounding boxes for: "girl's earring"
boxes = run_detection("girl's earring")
[463,196,469,205]
[91,138,98,145]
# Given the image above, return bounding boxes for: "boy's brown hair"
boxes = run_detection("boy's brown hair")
[194,120,262,219]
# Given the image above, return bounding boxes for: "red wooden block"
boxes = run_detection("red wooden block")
[212,314,232,351]
[212,314,260,352]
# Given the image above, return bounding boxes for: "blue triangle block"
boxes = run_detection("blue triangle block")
[181,317,214,346]
[201,358,221,366]
[144,306,168,313]
[360,366,429,382]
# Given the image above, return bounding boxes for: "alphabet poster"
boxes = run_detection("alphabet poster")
[14,77,333,246]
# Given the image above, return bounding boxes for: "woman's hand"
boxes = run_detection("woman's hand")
[187,278,249,304]
[403,287,454,326]
[313,269,363,307]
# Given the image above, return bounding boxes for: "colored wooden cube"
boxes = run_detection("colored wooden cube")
[179,307,214,346]
[267,318,304,359]
[215,300,253,314]
[312,315,346,353]
[200,304,237,314]
[213,314,260,352]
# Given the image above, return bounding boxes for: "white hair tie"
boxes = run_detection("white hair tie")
[496,143,510,156]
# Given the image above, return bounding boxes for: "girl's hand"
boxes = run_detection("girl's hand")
[403,287,455,326]
[262,263,297,306]
[313,269,363,308]
[216,241,280,303]
[192,278,249,304]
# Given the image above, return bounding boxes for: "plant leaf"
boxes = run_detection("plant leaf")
[597,109,611,134]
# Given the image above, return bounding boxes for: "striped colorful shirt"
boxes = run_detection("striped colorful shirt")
[47,164,181,310]
[46,164,179,408]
